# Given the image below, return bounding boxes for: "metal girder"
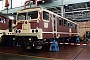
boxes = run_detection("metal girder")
[47,6,61,15]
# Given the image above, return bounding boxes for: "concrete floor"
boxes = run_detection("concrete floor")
[0,44,90,60]
[0,52,52,60]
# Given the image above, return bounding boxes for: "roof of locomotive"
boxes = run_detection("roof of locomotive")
[0,13,16,20]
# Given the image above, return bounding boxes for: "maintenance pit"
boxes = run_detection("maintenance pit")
[0,44,90,60]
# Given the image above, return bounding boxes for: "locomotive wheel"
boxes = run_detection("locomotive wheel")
[26,46,31,49]
[35,46,43,49]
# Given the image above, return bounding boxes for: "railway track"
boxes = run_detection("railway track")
[71,48,85,60]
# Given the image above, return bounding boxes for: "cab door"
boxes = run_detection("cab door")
[52,15,57,38]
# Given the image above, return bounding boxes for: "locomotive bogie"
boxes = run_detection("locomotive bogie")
[15,36,43,49]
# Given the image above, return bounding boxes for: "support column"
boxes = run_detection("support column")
[61,0,65,17]
[61,5,65,17]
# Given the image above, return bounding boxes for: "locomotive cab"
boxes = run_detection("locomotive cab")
[15,7,43,49]
[16,7,42,38]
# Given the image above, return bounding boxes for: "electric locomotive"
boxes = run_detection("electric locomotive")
[14,6,79,49]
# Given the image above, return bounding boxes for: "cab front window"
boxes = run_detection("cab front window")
[17,12,27,20]
[17,11,38,20]
[27,11,38,20]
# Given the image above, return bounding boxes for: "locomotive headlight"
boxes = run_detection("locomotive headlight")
[35,29,38,33]
[32,29,38,33]
[32,30,34,33]
[29,38,31,41]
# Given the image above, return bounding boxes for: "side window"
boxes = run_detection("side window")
[17,12,27,20]
[70,23,73,28]
[0,18,6,23]
[72,24,76,28]
[64,19,67,26]
[59,18,63,26]
[75,25,77,29]
[43,11,49,21]
[72,24,75,28]
[67,21,70,28]
[27,11,38,20]
[68,22,73,28]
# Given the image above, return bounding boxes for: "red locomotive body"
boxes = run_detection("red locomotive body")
[0,15,9,30]
[14,7,79,49]
[16,7,79,38]
[0,14,16,30]
[0,14,16,31]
